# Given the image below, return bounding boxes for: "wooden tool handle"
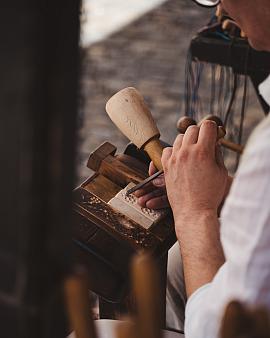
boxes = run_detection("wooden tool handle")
[220,138,244,154]
[177,115,243,154]
[106,87,164,169]
[177,115,226,139]
[144,138,163,171]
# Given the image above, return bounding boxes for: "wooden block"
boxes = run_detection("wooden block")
[82,173,121,203]
[98,155,146,187]
[73,188,160,251]
[108,183,167,230]
[88,152,147,188]
[87,142,117,172]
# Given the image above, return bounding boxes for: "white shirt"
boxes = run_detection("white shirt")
[185,75,270,338]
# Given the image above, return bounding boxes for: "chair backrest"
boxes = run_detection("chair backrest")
[220,300,270,338]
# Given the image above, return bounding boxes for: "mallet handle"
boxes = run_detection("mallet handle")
[143,137,163,171]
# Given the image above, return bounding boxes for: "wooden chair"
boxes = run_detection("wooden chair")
[221,300,270,338]
[64,253,171,338]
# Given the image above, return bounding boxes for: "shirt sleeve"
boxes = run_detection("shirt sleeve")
[184,115,270,338]
[185,284,211,337]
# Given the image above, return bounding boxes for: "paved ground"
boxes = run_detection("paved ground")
[81,0,167,46]
[77,0,264,182]
[78,0,211,181]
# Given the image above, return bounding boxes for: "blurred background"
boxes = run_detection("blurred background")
[77,0,212,181]
[77,0,264,181]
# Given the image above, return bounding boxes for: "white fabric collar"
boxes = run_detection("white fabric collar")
[258,74,270,106]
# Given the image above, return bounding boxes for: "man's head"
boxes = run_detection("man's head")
[220,0,270,51]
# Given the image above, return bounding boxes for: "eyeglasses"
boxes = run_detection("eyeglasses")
[191,0,220,8]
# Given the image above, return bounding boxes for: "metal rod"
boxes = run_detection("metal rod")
[126,170,164,195]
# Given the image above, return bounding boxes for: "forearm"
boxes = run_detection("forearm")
[175,210,225,298]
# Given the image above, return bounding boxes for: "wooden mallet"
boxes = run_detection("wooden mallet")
[106,87,164,171]
[106,87,167,227]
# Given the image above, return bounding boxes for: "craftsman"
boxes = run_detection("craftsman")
[135,0,270,337]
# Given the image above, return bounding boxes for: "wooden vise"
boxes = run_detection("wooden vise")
[72,141,176,303]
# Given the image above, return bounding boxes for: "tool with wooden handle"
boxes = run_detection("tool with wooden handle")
[106,87,164,171]
[177,115,244,154]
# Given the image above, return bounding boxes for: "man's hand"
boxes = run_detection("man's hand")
[136,122,232,212]
[162,120,228,223]
[134,162,170,209]
[162,120,228,297]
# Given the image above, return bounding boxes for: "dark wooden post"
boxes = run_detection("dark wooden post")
[0,1,81,337]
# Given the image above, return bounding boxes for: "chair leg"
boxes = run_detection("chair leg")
[99,252,168,326]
